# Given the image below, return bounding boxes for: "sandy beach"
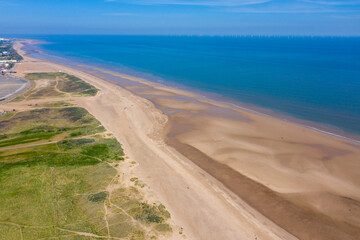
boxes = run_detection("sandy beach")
[8,40,360,240]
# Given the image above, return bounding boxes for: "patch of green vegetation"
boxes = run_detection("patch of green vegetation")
[0,154,115,237]
[0,107,129,239]
[59,107,89,122]
[25,72,99,96]
[43,101,73,108]
[21,77,64,100]
[88,191,108,203]
[132,203,170,223]
[129,177,146,188]
[108,187,172,238]
[12,96,25,102]
[155,223,172,232]
[80,88,98,96]
[69,131,82,137]
[130,177,138,182]
[81,138,124,162]
[0,131,57,148]
[0,111,15,120]
[0,108,103,148]
[0,125,63,148]
[67,125,105,138]
[21,227,63,240]
[0,225,20,239]
[31,85,62,99]
[81,143,109,158]
[111,187,171,227]
[58,74,98,96]
[24,72,56,80]
[58,138,95,150]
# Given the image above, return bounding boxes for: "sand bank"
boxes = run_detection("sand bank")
[10,40,360,240]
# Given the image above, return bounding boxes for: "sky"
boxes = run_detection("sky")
[0,0,360,36]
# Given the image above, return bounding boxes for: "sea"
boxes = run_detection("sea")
[10,35,360,139]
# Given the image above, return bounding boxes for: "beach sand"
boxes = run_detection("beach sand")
[9,40,360,240]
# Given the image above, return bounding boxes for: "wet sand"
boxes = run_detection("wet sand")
[0,75,29,101]
[10,39,360,240]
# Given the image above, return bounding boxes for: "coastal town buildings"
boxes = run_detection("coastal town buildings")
[0,38,22,72]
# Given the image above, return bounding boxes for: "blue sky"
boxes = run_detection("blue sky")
[1,0,360,35]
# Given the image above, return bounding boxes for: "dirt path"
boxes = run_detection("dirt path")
[0,141,59,152]
[56,227,126,239]
[103,203,111,239]
[19,227,23,240]
[0,222,24,240]
[54,76,71,97]
[0,220,124,240]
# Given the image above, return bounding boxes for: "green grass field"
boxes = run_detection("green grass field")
[0,106,171,239]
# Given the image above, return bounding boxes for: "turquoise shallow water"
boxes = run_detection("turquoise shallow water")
[15,35,360,137]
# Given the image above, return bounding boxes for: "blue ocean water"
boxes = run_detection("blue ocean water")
[18,35,360,136]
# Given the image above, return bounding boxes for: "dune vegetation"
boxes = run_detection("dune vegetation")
[0,72,172,240]
[23,72,99,100]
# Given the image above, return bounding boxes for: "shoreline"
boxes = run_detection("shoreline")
[75,62,360,146]
[0,76,32,103]
[11,39,360,240]
[23,39,360,144]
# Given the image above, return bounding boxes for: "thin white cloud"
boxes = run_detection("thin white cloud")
[227,8,360,13]
[225,0,360,14]
[302,0,360,5]
[105,0,272,6]
[104,0,360,14]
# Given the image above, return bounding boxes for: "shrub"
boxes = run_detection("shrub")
[58,138,95,150]
[88,191,108,203]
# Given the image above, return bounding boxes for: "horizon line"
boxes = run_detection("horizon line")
[2,33,360,37]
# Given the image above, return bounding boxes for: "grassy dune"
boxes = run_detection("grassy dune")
[0,108,120,239]
[0,73,172,239]
[24,72,99,99]
[0,108,104,148]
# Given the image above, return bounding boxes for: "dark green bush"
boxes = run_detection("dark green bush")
[88,191,107,203]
